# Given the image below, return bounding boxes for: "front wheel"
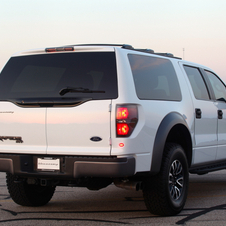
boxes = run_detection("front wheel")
[143,143,189,216]
[6,173,56,206]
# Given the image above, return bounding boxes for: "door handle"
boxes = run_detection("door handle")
[218,110,223,119]
[195,108,202,119]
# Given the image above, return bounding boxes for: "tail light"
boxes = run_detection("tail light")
[116,105,138,137]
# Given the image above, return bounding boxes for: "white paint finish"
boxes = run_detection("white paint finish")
[110,51,194,171]
[0,102,46,154]
[216,102,226,145]
[193,101,218,147]
[1,45,226,173]
[216,145,226,161]
[134,153,152,172]
[178,62,218,163]
[46,100,111,155]
[193,146,218,164]
[12,46,115,57]
[215,101,226,160]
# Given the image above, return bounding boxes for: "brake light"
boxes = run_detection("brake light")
[45,48,56,52]
[117,107,129,119]
[116,105,138,137]
[45,47,74,52]
[117,123,130,135]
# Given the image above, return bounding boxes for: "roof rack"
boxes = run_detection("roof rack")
[135,49,154,54]
[121,44,134,50]
[120,44,181,59]
[62,44,181,59]
[66,44,131,48]
[154,53,174,57]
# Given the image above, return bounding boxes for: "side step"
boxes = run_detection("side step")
[189,161,226,175]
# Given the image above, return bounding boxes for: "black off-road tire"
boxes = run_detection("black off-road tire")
[143,143,189,216]
[6,173,56,206]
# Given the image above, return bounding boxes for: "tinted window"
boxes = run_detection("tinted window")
[205,70,226,101]
[183,66,209,100]
[0,52,118,100]
[128,54,181,101]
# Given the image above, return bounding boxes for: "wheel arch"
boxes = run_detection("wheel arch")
[150,112,192,174]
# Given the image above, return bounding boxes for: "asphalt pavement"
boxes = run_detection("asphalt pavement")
[1,171,226,225]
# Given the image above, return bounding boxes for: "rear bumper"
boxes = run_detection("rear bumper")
[0,154,135,179]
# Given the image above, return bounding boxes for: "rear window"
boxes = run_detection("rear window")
[0,52,118,100]
[128,54,181,101]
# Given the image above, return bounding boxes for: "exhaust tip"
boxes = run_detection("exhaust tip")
[114,180,143,191]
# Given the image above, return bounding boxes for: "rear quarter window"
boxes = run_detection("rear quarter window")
[128,54,181,101]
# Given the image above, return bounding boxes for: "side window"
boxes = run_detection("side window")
[128,54,181,101]
[205,70,226,101]
[183,66,209,100]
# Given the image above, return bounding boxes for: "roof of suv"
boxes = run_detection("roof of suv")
[64,44,182,59]
[12,44,182,60]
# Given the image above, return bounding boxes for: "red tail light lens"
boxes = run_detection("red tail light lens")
[116,105,138,137]
[45,47,74,52]
[117,123,130,135]
[45,48,56,52]
[117,107,129,119]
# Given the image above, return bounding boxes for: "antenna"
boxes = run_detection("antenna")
[183,48,185,60]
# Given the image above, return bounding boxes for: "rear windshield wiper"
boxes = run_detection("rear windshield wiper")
[59,87,105,96]
[11,97,92,107]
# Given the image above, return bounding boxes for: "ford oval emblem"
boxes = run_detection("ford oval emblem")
[90,136,102,142]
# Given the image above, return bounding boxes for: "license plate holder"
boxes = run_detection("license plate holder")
[37,158,60,171]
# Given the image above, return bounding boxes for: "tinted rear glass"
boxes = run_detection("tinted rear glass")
[0,52,118,100]
[183,66,210,100]
[128,54,181,101]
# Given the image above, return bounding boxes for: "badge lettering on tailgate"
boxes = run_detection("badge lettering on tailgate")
[0,136,23,143]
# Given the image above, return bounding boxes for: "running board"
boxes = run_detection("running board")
[189,161,226,175]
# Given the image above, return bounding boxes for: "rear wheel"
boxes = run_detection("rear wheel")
[143,143,189,216]
[6,173,56,206]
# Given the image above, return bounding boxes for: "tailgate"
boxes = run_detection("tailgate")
[0,102,46,154]
[0,48,118,156]
[46,100,112,155]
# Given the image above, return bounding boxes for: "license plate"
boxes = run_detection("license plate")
[37,158,60,170]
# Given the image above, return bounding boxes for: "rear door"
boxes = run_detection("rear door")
[0,57,47,154]
[45,50,118,156]
[203,70,226,160]
[181,64,218,164]
[0,49,118,156]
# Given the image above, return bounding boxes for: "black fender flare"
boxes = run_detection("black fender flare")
[150,112,190,174]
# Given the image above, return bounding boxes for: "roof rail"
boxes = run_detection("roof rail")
[65,44,132,48]
[155,53,174,57]
[135,49,154,53]
[121,44,134,50]
[121,45,181,59]
[61,44,181,59]
[155,53,182,59]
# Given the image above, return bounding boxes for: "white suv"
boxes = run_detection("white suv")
[0,44,226,216]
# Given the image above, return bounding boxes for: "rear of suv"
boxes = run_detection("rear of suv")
[0,44,226,216]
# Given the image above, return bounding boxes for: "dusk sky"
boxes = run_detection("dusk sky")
[1,0,226,81]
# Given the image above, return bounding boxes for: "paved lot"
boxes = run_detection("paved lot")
[1,171,226,225]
